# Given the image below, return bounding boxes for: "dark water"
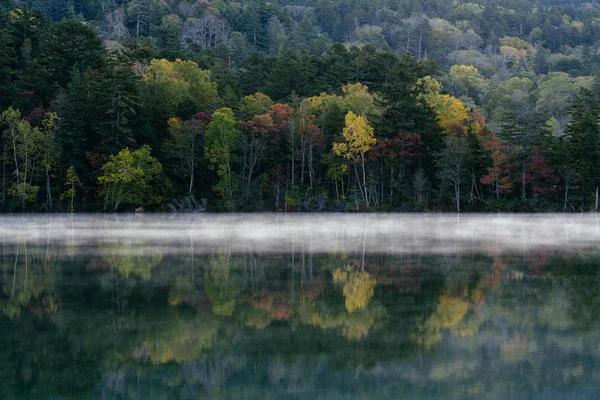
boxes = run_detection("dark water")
[1,215,600,399]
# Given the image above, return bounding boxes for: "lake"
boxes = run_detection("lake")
[1,214,600,399]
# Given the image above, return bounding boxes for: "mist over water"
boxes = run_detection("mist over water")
[0,213,599,255]
[2,214,600,399]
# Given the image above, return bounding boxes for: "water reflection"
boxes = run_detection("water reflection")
[1,216,600,398]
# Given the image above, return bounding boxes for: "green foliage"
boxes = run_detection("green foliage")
[205,107,240,210]
[0,107,50,208]
[98,145,166,210]
[141,58,217,118]
[1,0,600,211]
[34,20,106,98]
[60,165,80,211]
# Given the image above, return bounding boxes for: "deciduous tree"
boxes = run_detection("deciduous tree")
[333,111,376,208]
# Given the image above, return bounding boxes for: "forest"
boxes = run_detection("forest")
[2,0,600,211]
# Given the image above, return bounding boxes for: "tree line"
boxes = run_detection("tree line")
[2,1,600,211]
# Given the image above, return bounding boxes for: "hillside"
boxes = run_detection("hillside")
[1,0,600,211]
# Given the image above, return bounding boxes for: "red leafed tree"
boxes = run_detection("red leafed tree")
[241,104,296,209]
[480,134,512,199]
[526,150,559,199]
[24,107,47,127]
[244,114,275,196]
[190,111,211,125]
[243,113,276,206]
[302,123,324,189]
[268,103,293,131]
[469,109,487,135]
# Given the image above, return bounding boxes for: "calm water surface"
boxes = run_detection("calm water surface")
[1,214,600,399]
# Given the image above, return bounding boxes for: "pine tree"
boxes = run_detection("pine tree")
[93,59,140,155]
[565,88,600,209]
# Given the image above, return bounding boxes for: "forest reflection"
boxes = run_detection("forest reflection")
[2,234,600,399]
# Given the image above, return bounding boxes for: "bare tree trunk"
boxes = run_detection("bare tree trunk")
[136,12,141,38]
[354,164,364,208]
[189,164,194,193]
[495,180,499,200]
[381,161,384,205]
[246,163,255,204]
[300,137,305,187]
[455,176,460,212]
[46,168,52,210]
[70,181,75,212]
[334,178,339,201]
[521,162,526,200]
[308,143,314,190]
[2,153,5,207]
[361,153,369,208]
[390,165,393,201]
[563,181,570,211]
[290,126,295,187]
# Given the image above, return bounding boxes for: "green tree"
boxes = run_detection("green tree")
[60,165,80,212]
[205,108,240,210]
[565,89,600,210]
[141,58,217,118]
[0,23,16,109]
[0,107,48,208]
[164,116,204,194]
[35,20,106,99]
[98,145,165,210]
[58,71,92,170]
[436,136,470,212]
[93,59,140,154]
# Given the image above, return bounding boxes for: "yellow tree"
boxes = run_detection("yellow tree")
[341,82,381,117]
[333,111,376,208]
[333,265,376,312]
[418,76,468,135]
[448,65,484,98]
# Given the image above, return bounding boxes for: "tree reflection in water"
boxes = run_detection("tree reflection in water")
[1,218,600,398]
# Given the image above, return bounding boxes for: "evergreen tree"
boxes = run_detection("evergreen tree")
[565,88,600,209]
[93,59,140,155]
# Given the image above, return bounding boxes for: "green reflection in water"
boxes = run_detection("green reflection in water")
[1,242,600,399]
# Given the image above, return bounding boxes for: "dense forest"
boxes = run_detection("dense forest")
[2,0,600,211]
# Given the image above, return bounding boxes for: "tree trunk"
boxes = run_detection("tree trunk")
[300,138,305,187]
[354,164,364,208]
[495,180,499,200]
[2,153,5,207]
[361,153,369,208]
[390,165,393,201]
[189,164,194,193]
[521,162,526,199]
[136,12,141,38]
[70,181,75,213]
[246,163,255,204]
[46,168,52,210]
[455,177,460,212]
[563,181,570,211]
[290,127,295,187]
